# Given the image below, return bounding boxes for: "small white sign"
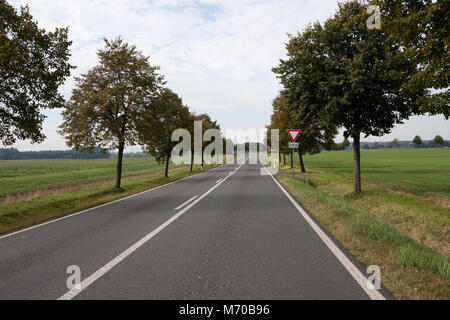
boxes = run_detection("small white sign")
[289,143,299,149]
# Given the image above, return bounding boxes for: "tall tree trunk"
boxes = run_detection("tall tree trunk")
[353,133,361,193]
[283,153,286,165]
[279,150,281,163]
[190,148,194,172]
[115,141,125,189]
[165,153,170,178]
[201,150,204,170]
[298,148,306,173]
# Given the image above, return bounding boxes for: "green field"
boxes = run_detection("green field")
[278,148,450,299]
[0,158,209,235]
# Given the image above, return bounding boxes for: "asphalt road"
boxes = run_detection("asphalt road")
[0,160,386,300]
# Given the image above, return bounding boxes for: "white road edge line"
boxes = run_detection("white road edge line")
[260,161,386,301]
[0,166,225,241]
[216,178,223,184]
[58,161,246,300]
[175,196,198,210]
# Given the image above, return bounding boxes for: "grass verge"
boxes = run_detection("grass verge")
[277,153,449,299]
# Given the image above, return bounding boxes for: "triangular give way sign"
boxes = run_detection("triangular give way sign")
[287,129,301,142]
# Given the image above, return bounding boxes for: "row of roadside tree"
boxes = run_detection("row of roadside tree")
[59,38,222,188]
[267,0,449,193]
[1,1,223,189]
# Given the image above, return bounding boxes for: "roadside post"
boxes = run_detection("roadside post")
[287,130,301,178]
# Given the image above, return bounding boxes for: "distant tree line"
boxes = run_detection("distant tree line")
[117,152,152,159]
[361,139,449,150]
[0,147,110,160]
[330,136,449,150]
[0,147,157,160]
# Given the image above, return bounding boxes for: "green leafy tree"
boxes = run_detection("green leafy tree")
[377,0,449,118]
[275,93,337,173]
[413,135,423,146]
[138,89,191,178]
[392,138,399,148]
[433,135,444,145]
[183,112,221,172]
[274,1,426,192]
[266,115,284,165]
[0,0,73,145]
[193,113,221,169]
[342,138,351,150]
[271,95,292,166]
[60,38,164,189]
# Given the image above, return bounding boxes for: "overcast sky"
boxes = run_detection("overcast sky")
[9,0,449,151]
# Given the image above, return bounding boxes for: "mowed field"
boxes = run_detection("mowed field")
[0,158,208,236]
[278,148,450,299]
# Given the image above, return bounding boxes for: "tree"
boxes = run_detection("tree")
[392,138,399,148]
[138,89,191,178]
[193,113,221,169]
[269,93,336,173]
[434,135,444,145]
[290,106,337,173]
[378,0,449,118]
[274,1,426,193]
[223,138,235,163]
[342,138,351,150]
[267,112,288,165]
[413,135,423,146]
[0,1,73,145]
[60,38,164,189]
[270,95,292,167]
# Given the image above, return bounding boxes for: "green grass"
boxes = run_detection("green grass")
[0,158,211,235]
[0,158,163,199]
[277,148,450,299]
[296,148,450,196]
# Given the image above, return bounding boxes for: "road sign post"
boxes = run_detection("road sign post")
[292,149,294,177]
[287,130,301,178]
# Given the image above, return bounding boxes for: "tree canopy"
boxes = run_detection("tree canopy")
[269,95,291,157]
[273,0,428,192]
[138,88,191,177]
[434,135,444,145]
[269,93,337,172]
[377,0,449,118]
[193,113,221,168]
[0,0,73,145]
[413,135,423,145]
[60,38,164,188]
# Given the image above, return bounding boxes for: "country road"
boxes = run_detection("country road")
[0,159,387,300]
